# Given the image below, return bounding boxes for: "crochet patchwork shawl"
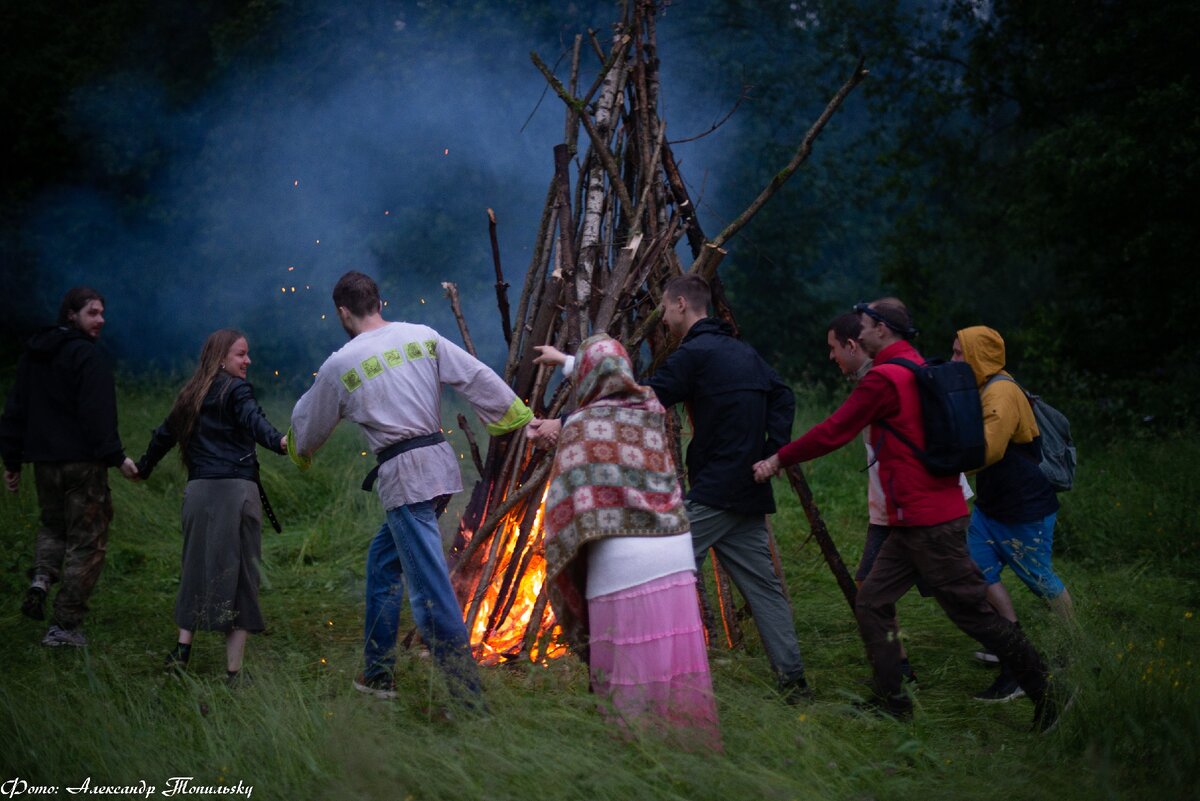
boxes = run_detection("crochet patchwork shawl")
[543,335,689,655]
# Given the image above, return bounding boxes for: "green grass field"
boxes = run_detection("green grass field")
[1,381,1197,801]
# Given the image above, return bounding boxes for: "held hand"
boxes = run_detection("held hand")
[4,469,19,494]
[280,434,288,452]
[120,457,139,481]
[532,345,568,368]
[526,417,562,448]
[752,455,781,483]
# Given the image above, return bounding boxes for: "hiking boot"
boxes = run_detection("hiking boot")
[778,675,814,704]
[852,693,913,721]
[164,643,191,670]
[1032,683,1078,734]
[973,670,1026,703]
[353,672,398,700]
[21,587,46,620]
[42,625,87,647]
[226,670,252,689]
[973,650,1000,664]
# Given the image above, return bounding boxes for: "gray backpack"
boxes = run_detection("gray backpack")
[985,375,1076,492]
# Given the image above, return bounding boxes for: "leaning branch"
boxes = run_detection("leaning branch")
[487,210,513,348]
[441,282,477,357]
[531,52,637,226]
[694,61,868,276]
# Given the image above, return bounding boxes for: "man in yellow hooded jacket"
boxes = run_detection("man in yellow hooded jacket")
[953,326,1075,702]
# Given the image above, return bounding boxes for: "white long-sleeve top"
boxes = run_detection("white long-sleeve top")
[289,322,531,510]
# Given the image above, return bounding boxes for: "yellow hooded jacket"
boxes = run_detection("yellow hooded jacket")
[956,325,1039,468]
[957,325,1059,523]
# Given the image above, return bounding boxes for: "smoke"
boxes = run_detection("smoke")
[13,2,754,385]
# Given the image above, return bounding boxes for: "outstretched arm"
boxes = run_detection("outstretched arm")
[439,338,532,436]
[230,382,287,455]
[288,375,344,469]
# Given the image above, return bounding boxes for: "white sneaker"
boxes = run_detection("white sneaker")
[973,650,1000,664]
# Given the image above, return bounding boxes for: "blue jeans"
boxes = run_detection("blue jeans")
[363,501,481,699]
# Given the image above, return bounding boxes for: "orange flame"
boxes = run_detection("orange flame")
[462,491,566,665]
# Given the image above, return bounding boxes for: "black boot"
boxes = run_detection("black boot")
[165,642,191,670]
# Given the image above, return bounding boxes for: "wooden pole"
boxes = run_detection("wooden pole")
[486,209,512,347]
[784,464,857,612]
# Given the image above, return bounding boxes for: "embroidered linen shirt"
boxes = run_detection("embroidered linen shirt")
[289,322,530,510]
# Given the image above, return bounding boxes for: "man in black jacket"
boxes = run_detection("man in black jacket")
[1,287,137,647]
[651,275,809,699]
[531,275,809,699]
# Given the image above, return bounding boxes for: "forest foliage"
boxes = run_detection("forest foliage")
[2,0,1196,425]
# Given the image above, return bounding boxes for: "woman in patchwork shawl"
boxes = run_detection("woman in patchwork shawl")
[539,334,721,750]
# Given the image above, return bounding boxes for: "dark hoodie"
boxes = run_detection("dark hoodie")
[0,326,125,472]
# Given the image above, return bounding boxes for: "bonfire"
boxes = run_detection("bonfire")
[440,1,867,664]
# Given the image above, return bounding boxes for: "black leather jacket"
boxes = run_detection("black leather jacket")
[137,375,285,481]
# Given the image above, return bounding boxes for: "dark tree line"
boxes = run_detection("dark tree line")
[681,0,1198,425]
[3,0,1196,426]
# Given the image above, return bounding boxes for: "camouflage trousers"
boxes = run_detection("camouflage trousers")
[32,462,113,630]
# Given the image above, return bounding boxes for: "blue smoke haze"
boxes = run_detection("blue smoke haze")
[16,2,785,386]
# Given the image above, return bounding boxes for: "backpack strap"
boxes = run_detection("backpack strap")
[875,358,925,461]
[982,373,1040,464]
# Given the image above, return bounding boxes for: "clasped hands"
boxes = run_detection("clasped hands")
[752,453,783,483]
[523,345,571,448]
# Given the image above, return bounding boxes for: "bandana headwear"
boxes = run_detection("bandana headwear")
[572,334,648,407]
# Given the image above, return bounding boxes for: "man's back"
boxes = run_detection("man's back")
[649,318,793,515]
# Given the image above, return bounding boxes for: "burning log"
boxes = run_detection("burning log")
[444,2,866,664]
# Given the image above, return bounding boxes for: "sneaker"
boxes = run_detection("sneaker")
[21,587,46,620]
[1032,683,1078,734]
[778,675,815,704]
[973,650,1001,664]
[42,625,87,647]
[353,672,398,700]
[973,671,1026,702]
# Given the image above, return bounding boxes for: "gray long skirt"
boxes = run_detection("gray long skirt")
[177,478,265,633]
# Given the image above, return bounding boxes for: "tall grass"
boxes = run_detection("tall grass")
[0,381,1196,800]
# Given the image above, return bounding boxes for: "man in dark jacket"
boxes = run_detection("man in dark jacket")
[1,287,137,647]
[531,275,810,699]
[650,274,809,698]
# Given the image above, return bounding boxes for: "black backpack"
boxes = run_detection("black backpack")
[877,357,986,476]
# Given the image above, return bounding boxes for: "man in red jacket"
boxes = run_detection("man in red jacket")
[753,298,1067,731]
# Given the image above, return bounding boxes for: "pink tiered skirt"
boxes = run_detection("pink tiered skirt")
[587,570,722,752]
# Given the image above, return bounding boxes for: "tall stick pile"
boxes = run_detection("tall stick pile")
[445,1,868,664]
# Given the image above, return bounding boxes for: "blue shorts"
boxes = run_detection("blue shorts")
[967,507,1064,599]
